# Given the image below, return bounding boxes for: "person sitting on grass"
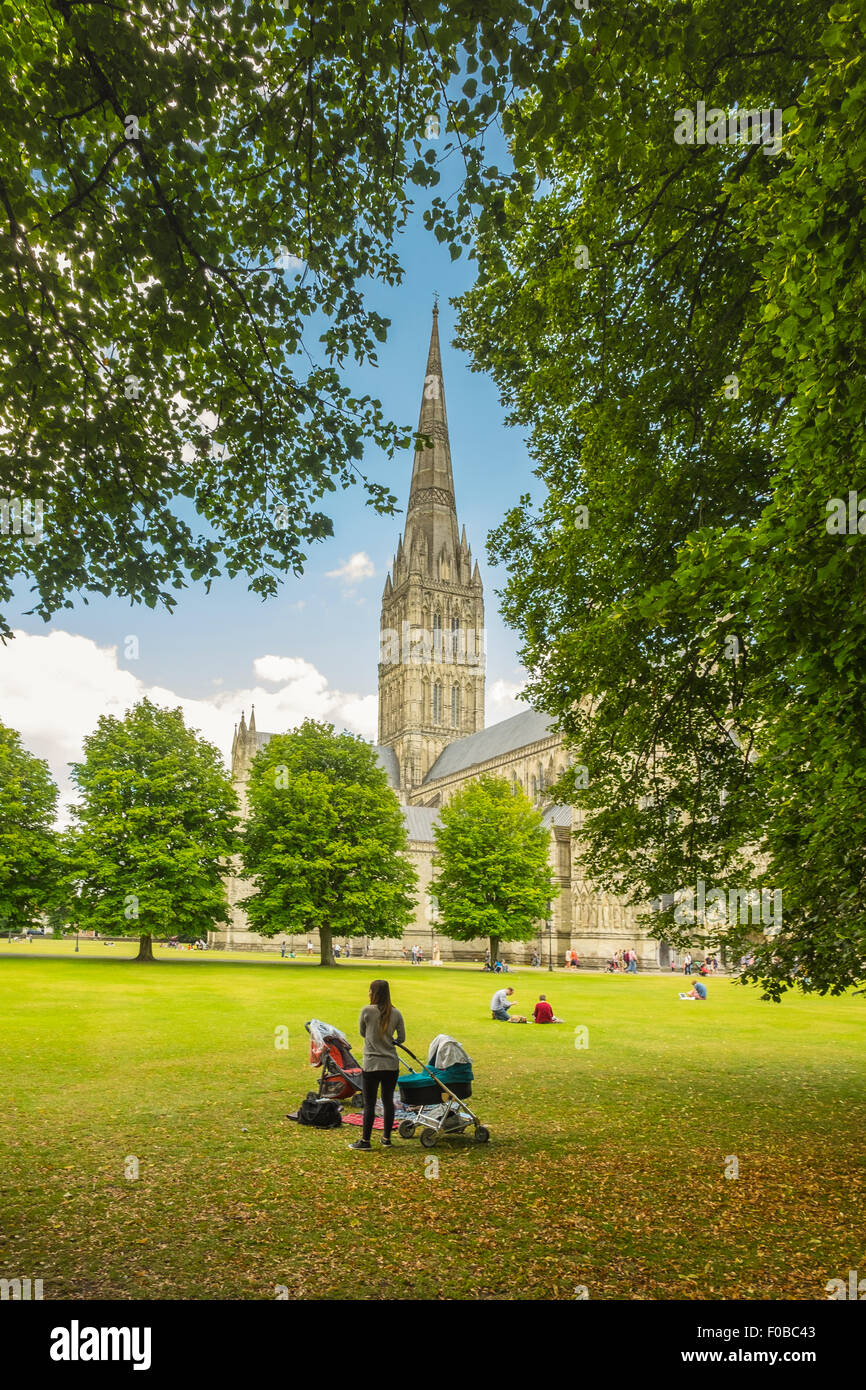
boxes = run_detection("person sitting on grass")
[532,995,564,1024]
[682,980,707,1001]
[490,985,527,1023]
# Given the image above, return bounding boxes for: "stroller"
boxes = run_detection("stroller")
[305,1019,363,1102]
[396,1034,490,1147]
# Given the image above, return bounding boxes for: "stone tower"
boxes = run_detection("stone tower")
[377,303,485,795]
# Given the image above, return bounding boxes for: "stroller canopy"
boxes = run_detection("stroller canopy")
[427,1034,472,1069]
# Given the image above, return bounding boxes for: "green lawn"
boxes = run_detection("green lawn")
[2,952,864,1300]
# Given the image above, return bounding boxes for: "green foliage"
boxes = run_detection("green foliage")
[0,721,61,930]
[430,776,554,957]
[0,0,567,637]
[240,720,416,955]
[455,0,866,997]
[66,699,238,940]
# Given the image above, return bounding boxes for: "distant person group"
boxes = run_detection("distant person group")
[606,948,638,973]
[672,952,719,976]
[482,950,511,973]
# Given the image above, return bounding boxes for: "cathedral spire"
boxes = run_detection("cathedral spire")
[378,300,485,788]
[404,303,459,565]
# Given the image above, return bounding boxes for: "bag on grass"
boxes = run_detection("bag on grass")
[296,1092,343,1128]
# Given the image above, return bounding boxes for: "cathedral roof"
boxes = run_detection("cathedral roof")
[402,805,441,842]
[423,707,557,782]
[374,744,401,791]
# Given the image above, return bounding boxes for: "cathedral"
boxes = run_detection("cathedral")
[212,306,658,967]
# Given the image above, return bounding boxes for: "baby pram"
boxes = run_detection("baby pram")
[306,1019,363,1102]
[396,1034,490,1147]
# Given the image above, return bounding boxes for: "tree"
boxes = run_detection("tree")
[454,1,866,997]
[0,0,571,638]
[429,777,554,963]
[240,720,416,964]
[67,699,238,960]
[0,722,62,933]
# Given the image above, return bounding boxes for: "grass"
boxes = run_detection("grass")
[2,949,864,1300]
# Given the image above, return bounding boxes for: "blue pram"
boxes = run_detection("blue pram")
[396,1036,490,1147]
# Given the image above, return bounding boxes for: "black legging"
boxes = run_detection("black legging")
[361,1069,398,1143]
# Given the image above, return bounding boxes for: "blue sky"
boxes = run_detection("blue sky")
[2,163,544,802]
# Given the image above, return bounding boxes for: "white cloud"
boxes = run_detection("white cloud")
[325,551,375,586]
[0,629,378,823]
[486,678,529,727]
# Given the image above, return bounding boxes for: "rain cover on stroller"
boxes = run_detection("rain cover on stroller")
[307,1018,351,1067]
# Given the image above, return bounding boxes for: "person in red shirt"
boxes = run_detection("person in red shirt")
[533,995,555,1023]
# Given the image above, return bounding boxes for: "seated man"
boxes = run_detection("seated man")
[680,980,708,1001]
[490,986,527,1023]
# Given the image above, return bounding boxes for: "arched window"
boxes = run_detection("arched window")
[451,615,460,662]
[432,681,442,724]
[537,763,545,794]
[451,683,460,727]
[531,775,538,798]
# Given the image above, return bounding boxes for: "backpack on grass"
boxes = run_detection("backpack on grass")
[296,1092,343,1128]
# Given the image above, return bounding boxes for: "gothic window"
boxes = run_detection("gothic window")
[538,762,545,794]
[451,615,460,662]
[451,683,460,727]
[531,775,538,798]
[432,681,442,724]
[433,610,442,662]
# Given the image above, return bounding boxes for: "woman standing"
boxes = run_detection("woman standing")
[349,979,406,1152]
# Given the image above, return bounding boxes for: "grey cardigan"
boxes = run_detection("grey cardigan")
[358,1004,406,1072]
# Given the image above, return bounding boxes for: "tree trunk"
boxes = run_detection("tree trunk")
[319,924,334,966]
[489,935,501,967]
[135,932,156,962]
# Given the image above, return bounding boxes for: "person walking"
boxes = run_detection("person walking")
[683,951,692,976]
[349,980,406,1152]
